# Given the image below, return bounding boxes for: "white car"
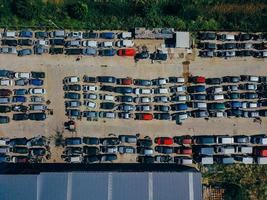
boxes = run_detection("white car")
[115,40,134,47]
[170,85,186,93]
[84,100,96,109]
[28,88,46,94]
[99,94,115,102]
[242,101,258,108]
[83,93,97,100]
[134,96,152,103]
[152,78,168,85]
[82,85,98,92]
[82,40,98,48]
[35,39,49,46]
[99,41,113,48]
[63,76,80,84]
[15,72,31,79]
[216,136,234,144]
[68,32,82,39]
[134,88,154,95]
[154,88,169,94]
[0,79,12,86]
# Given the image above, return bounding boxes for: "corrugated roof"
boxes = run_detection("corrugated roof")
[0,172,202,200]
[175,32,190,48]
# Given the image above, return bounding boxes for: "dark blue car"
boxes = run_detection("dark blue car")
[12,96,26,103]
[98,49,116,56]
[29,79,43,86]
[187,85,206,93]
[228,101,242,109]
[99,32,115,39]
[65,137,82,145]
[19,31,33,38]
[171,103,188,111]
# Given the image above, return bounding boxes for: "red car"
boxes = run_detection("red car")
[117,48,136,56]
[155,137,173,145]
[135,113,153,120]
[117,77,133,85]
[254,147,267,157]
[190,76,205,84]
[173,135,192,145]
[181,147,193,155]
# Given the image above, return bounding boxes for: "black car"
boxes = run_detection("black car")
[35,31,48,38]
[100,137,120,145]
[12,113,28,121]
[235,33,252,41]
[0,105,11,113]
[154,105,170,112]
[190,110,209,118]
[222,76,240,83]
[49,47,64,54]
[31,71,45,79]
[137,139,152,147]
[12,105,28,112]
[100,102,115,110]
[114,86,133,94]
[97,76,116,83]
[65,48,82,55]
[83,32,98,39]
[259,110,267,117]
[150,51,167,61]
[0,116,10,124]
[190,94,206,100]
[99,154,117,162]
[226,109,243,117]
[1,39,17,46]
[49,38,65,46]
[83,155,99,163]
[116,95,133,103]
[83,137,99,145]
[135,51,149,60]
[240,92,258,99]
[153,113,170,120]
[28,112,46,121]
[154,155,172,163]
[18,39,33,46]
[30,147,46,157]
[236,50,253,57]
[155,146,174,154]
[205,78,221,85]
[217,43,236,50]
[83,146,100,155]
[100,85,114,92]
[8,138,27,146]
[0,70,14,78]
[133,79,152,86]
[198,32,216,40]
[199,50,216,57]
[83,76,97,83]
[63,84,81,91]
[137,156,154,163]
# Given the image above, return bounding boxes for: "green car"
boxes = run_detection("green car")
[208,103,226,110]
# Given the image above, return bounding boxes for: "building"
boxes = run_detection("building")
[175,32,190,48]
[0,164,202,200]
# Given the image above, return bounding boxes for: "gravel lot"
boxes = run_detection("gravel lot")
[0,46,266,162]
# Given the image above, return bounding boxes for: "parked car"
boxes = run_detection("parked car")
[18,49,32,56]
[98,49,116,56]
[117,48,136,56]
[28,112,46,121]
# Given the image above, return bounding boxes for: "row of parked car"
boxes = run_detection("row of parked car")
[0,136,50,163]
[60,134,267,165]
[61,75,267,122]
[0,70,48,123]
[199,50,266,58]
[198,32,267,41]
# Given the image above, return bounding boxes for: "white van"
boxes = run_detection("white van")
[134,88,154,95]
[201,156,214,165]
[236,146,253,154]
[120,32,132,39]
[116,40,134,47]
[257,157,267,164]
[192,102,207,109]
[82,40,98,48]
[0,79,12,86]
[15,72,31,79]
[213,94,224,101]
[3,31,16,38]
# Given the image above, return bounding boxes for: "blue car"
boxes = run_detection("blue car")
[99,49,116,56]
[19,31,33,38]
[18,49,32,56]
[13,89,28,95]
[228,101,242,109]
[99,32,115,39]
[12,96,26,103]
[29,79,43,86]
[65,137,82,145]
[171,103,188,111]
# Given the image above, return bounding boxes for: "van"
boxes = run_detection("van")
[29,104,47,111]
[119,32,132,39]
[0,97,10,104]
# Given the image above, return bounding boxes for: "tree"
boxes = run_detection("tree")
[67,1,88,20]
[12,0,43,20]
